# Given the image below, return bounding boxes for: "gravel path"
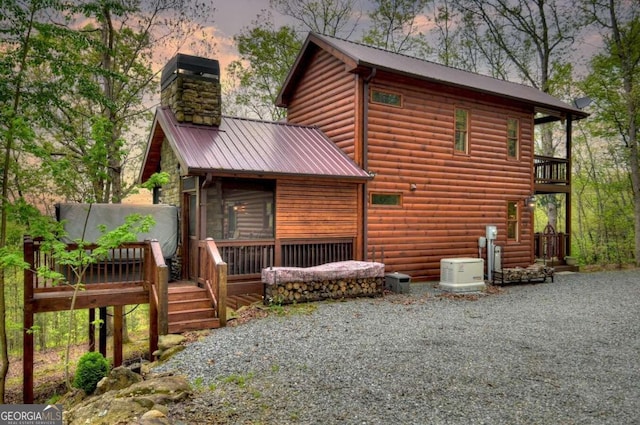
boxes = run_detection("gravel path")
[157,269,640,424]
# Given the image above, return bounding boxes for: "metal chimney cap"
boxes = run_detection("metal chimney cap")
[161,54,220,89]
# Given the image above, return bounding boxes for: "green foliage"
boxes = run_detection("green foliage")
[225,13,301,121]
[141,172,170,191]
[578,10,640,265]
[73,351,109,394]
[361,0,431,57]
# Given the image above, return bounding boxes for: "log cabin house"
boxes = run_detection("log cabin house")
[22,34,587,402]
[140,33,587,300]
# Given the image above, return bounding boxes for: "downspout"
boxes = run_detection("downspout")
[363,67,376,260]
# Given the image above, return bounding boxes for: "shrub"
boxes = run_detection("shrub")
[73,351,110,394]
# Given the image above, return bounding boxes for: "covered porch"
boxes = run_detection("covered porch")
[533,154,577,270]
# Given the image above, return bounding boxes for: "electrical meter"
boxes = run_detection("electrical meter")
[486,225,497,240]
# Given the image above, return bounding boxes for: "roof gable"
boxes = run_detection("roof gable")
[277,32,588,121]
[140,107,371,182]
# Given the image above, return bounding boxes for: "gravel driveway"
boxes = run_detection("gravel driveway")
[158,269,640,424]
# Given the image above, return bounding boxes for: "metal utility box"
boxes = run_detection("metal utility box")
[385,272,411,294]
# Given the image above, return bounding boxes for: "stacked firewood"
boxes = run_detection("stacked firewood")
[494,264,555,284]
[266,277,383,304]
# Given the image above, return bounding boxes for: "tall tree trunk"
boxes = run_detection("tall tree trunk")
[0,2,37,402]
[607,0,640,266]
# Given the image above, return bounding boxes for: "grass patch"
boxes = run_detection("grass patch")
[222,372,254,388]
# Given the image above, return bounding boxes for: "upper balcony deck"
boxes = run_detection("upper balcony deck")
[534,155,570,194]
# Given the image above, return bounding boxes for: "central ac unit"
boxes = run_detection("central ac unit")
[439,258,486,293]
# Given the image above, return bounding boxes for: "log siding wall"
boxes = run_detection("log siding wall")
[286,49,358,159]
[285,55,537,281]
[276,180,358,239]
[366,75,534,280]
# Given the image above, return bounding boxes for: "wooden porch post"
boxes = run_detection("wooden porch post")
[23,236,34,403]
[149,287,158,358]
[158,264,169,335]
[274,239,282,267]
[113,305,123,367]
[566,116,573,257]
[99,307,107,357]
[218,262,227,327]
[89,309,95,351]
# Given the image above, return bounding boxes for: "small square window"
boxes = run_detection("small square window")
[372,89,402,107]
[371,193,402,207]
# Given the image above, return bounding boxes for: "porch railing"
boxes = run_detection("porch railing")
[197,238,227,327]
[281,238,354,268]
[534,155,569,185]
[534,231,569,263]
[215,237,355,276]
[146,240,168,336]
[216,240,274,275]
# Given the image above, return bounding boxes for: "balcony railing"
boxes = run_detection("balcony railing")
[534,155,569,186]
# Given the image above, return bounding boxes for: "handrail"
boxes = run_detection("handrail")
[147,239,168,335]
[201,238,227,327]
[534,155,569,185]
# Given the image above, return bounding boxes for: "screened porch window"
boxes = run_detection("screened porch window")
[206,180,275,240]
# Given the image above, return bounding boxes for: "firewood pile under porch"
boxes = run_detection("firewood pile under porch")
[262,261,385,304]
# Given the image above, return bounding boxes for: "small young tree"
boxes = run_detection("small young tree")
[30,207,154,391]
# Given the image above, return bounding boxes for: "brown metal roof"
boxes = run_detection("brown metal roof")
[141,107,371,181]
[278,33,588,121]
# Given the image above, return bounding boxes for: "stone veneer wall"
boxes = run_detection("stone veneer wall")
[159,139,181,206]
[161,75,221,126]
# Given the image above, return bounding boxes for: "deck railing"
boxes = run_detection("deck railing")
[23,237,163,403]
[197,238,228,327]
[534,155,569,185]
[534,231,569,263]
[215,238,355,276]
[24,238,149,289]
[217,240,274,275]
[24,237,166,327]
[281,238,354,268]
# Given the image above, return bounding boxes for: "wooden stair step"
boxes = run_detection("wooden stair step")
[168,317,221,333]
[169,298,212,312]
[168,286,208,301]
[169,308,216,323]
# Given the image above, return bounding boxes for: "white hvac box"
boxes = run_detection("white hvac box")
[439,258,486,293]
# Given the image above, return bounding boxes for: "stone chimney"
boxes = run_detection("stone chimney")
[160,54,221,126]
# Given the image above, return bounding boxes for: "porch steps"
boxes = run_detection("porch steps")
[167,282,264,333]
[168,284,220,333]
